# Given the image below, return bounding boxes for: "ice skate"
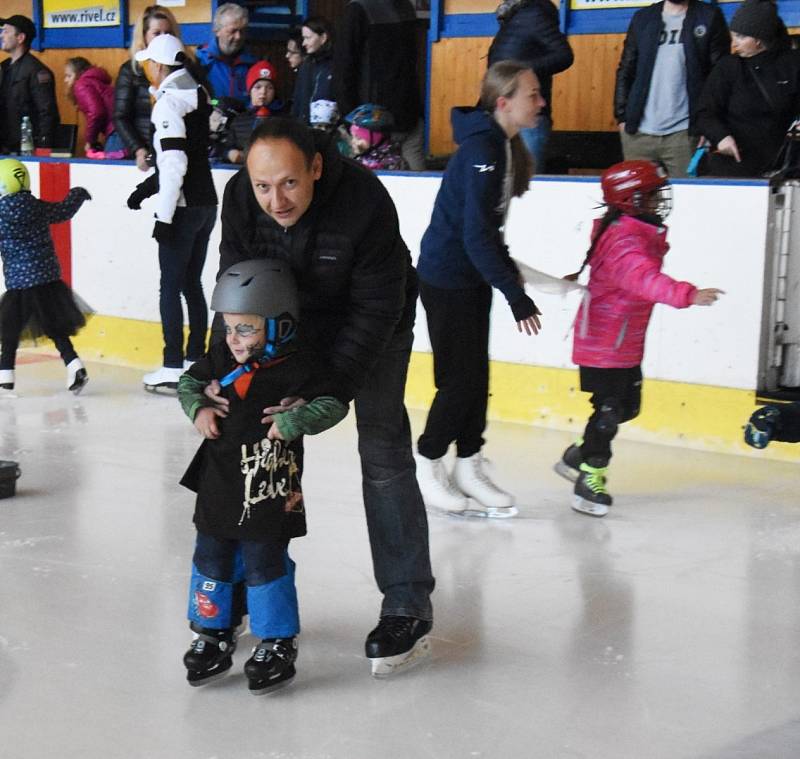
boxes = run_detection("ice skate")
[452,453,517,518]
[66,359,88,395]
[415,453,469,515]
[0,369,15,396]
[183,627,237,686]
[244,637,297,695]
[143,366,183,393]
[554,441,583,483]
[572,460,612,518]
[365,616,432,678]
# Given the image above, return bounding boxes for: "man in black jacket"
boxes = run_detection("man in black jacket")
[333,0,425,170]
[614,0,729,177]
[215,118,435,677]
[488,0,574,172]
[0,15,59,152]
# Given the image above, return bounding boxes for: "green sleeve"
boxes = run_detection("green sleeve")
[177,372,213,421]
[271,396,349,442]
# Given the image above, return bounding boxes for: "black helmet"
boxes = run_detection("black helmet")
[211,259,298,320]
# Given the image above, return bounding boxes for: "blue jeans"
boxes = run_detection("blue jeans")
[355,329,435,620]
[190,532,299,639]
[158,205,216,368]
[519,114,552,174]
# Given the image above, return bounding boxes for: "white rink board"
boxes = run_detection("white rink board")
[17,161,770,391]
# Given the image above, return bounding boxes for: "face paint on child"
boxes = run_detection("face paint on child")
[223,313,267,363]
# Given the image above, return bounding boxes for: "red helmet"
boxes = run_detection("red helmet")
[600,160,672,218]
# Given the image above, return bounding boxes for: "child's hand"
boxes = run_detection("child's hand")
[692,288,724,306]
[267,422,284,441]
[203,379,230,413]
[194,406,226,439]
[75,187,92,202]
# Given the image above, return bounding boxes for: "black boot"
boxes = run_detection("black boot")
[365,616,432,677]
[244,637,297,695]
[183,626,237,686]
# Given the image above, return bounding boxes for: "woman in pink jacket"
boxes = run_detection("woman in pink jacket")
[555,160,722,517]
[64,57,126,158]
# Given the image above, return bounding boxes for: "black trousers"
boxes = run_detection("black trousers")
[417,281,492,460]
[579,366,643,466]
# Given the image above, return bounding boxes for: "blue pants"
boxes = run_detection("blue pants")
[519,114,552,174]
[158,205,216,368]
[188,532,299,639]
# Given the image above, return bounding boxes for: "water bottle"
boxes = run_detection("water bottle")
[20,116,34,156]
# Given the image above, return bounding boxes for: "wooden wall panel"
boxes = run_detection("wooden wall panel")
[309,0,349,23]
[445,0,495,11]
[4,0,33,17]
[428,32,622,155]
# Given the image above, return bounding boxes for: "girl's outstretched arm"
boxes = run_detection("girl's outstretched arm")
[38,186,91,224]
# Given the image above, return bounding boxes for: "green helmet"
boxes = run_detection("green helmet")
[211,259,298,319]
[0,159,30,197]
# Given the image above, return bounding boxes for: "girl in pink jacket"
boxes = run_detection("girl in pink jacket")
[555,160,722,517]
[64,58,126,158]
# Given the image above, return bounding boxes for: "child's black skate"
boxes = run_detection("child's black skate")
[554,441,583,483]
[365,616,432,678]
[244,637,297,695]
[572,460,612,517]
[183,627,237,686]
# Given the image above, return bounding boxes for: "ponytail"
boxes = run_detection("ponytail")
[567,207,622,281]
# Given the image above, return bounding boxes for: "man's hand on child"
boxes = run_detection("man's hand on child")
[262,396,307,425]
[194,406,226,439]
[203,379,230,413]
[692,288,724,306]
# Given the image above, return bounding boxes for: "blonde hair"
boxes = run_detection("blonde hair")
[129,5,182,72]
[479,60,535,195]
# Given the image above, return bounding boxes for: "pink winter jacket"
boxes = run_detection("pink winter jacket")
[572,214,697,368]
[73,66,115,145]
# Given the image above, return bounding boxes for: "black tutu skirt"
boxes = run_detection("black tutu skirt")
[0,280,93,341]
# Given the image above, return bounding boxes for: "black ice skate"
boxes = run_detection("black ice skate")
[365,616,432,678]
[66,359,88,395]
[554,441,583,483]
[183,627,237,686]
[572,460,613,518]
[244,637,297,695]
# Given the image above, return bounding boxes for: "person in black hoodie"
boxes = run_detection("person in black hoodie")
[211,117,434,678]
[696,0,800,177]
[487,0,574,172]
[414,61,543,519]
[333,0,425,170]
[291,16,337,129]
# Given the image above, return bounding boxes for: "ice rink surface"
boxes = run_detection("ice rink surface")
[0,355,798,759]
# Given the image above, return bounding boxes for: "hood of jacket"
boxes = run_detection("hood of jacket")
[153,68,199,112]
[78,66,111,87]
[451,107,504,146]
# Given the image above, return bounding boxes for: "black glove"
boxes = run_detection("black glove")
[510,294,540,322]
[127,185,148,210]
[152,220,173,245]
[73,187,92,202]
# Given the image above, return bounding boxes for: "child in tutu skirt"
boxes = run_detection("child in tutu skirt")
[0,159,92,395]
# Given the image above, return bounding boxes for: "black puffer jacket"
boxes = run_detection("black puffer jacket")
[218,133,416,403]
[0,51,60,150]
[113,60,153,156]
[696,48,800,177]
[487,0,574,118]
[614,0,730,135]
[290,49,336,126]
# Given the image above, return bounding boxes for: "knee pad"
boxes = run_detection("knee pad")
[595,400,622,438]
[188,564,234,630]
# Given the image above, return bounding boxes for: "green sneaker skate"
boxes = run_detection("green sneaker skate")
[572,461,612,517]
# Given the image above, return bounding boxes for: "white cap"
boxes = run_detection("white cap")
[134,33,185,66]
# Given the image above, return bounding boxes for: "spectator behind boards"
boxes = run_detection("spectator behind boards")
[125,34,218,393]
[0,15,60,152]
[196,2,256,108]
[63,57,126,159]
[614,0,729,177]
[696,0,800,177]
[487,0,574,173]
[333,0,425,170]
[291,16,337,130]
[113,4,183,172]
